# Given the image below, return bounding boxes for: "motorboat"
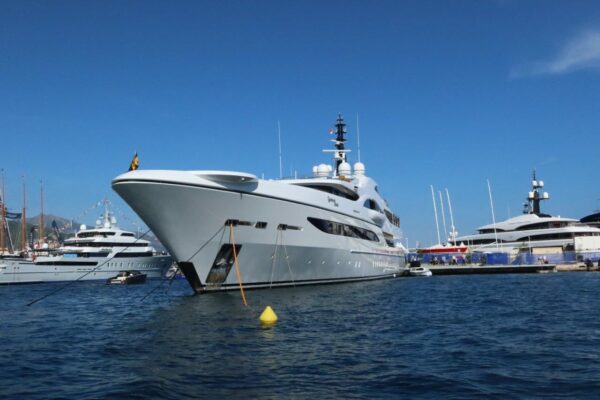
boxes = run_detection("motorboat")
[408,266,432,277]
[107,270,147,285]
[113,114,407,293]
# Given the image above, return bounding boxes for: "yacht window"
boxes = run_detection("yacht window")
[278,224,302,231]
[467,238,505,245]
[63,242,148,248]
[515,221,571,231]
[255,222,268,229]
[113,252,153,257]
[224,219,252,226]
[384,210,400,227]
[294,184,359,201]
[517,233,574,241]
[307,217,379,242]
[121,233,135,237]
[477,228,506,234]
[364,199,383,213]
[77,231,116,238]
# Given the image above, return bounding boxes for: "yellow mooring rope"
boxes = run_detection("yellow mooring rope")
[229,223,248,307]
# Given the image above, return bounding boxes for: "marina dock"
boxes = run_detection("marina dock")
[425,264,557,275]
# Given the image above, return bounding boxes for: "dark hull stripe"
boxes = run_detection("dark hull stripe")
[198,272,400,294]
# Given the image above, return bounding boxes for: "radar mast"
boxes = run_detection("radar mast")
[523,170,550,216]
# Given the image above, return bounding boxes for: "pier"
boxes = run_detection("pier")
[425,264,556,275]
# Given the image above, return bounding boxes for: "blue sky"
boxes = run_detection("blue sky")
[1,0,600,246]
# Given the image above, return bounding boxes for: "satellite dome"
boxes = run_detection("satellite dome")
[338,162,351,177]
[354,162,365,175]
[317,164,329,177]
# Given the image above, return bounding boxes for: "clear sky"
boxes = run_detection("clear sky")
[2,0,600,246]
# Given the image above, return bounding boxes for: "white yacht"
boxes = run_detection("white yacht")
[0,201,172,284]
[112,114,406,293]
[454,173,600,256]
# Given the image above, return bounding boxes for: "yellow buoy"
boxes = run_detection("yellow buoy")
[259,306,278,325]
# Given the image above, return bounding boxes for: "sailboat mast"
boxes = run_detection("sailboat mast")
[0,170,5,255]
[39,181,44,246]
[487,179,499,250]
[430,185,441,245]
[439,190,448,243]
[22,177,27,253]
[445,188,457,243]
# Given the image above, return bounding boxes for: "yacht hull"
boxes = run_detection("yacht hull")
[112,177,405,293]
[0,255,171,285]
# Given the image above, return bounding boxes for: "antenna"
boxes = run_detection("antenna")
[356,113,361,163]
[445,188,457,243]
[278,121,283,179]
[487,179,499,250]
[526,170,549,215]
[439,190,448,244]
[430,185,441,245]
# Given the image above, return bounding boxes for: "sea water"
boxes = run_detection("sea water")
[2,273,600,399]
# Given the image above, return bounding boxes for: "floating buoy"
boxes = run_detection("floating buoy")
[259,306,278,326]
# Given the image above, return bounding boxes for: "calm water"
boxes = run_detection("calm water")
[2,272,600,399]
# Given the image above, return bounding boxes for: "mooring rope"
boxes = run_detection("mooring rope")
[281,231,296,287]
[229,223,248,306]
[269,229,280,289]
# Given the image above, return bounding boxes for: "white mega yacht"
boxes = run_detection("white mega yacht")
[454,173,600,256]
[112,115,406,293]
[0,201,172,284]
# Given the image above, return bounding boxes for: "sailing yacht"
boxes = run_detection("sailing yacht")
[0,201,172,284]
[454,173,600,257]
[112,114,406,293]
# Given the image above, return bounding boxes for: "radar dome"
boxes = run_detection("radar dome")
[338,162,351,177]
[354,162,365,176]
[317,164,329,177]
[312,165,318,177]
[80,224,87,230]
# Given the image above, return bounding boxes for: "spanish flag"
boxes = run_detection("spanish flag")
[128,152,139,171]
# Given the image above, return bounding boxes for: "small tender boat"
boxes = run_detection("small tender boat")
[408,266,433,277]
[107,270,147,285]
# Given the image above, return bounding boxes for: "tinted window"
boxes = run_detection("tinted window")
[307,217,379,242]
